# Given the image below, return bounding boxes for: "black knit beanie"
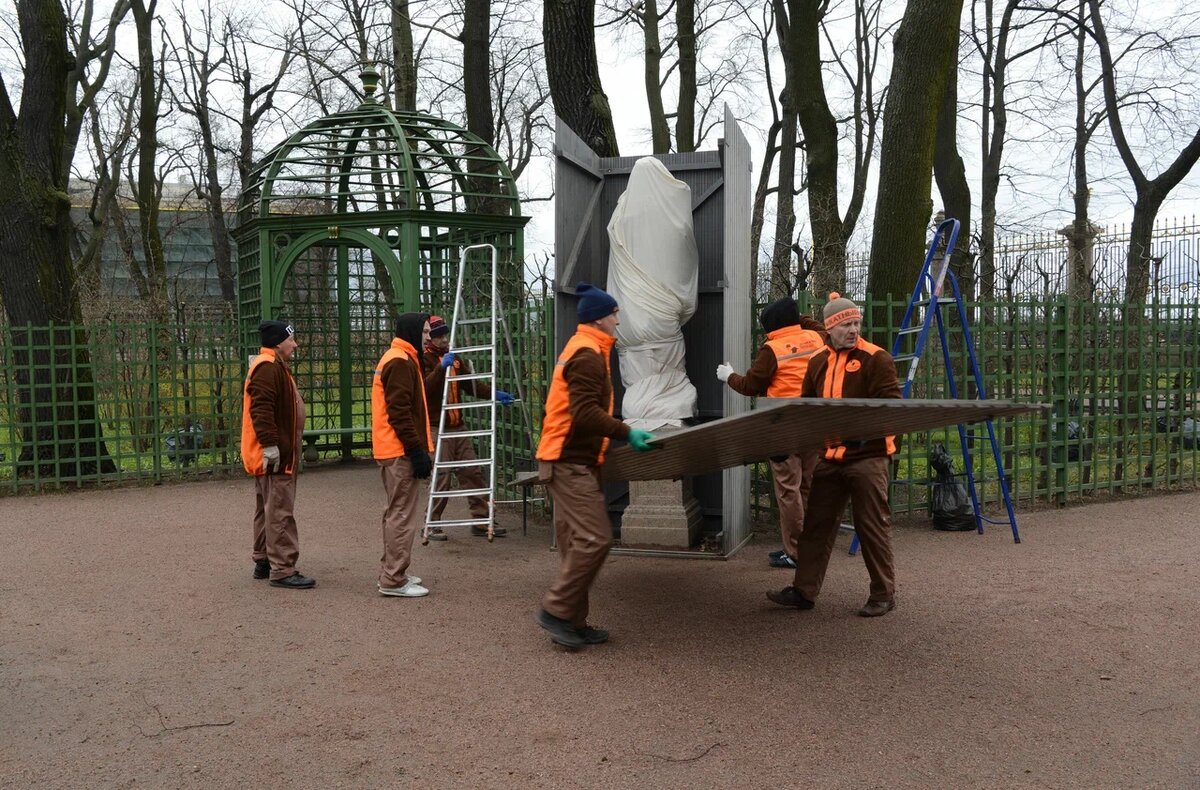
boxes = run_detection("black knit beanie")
[759,297,801,334]
[259,320,293,348]
[394,312,430,351]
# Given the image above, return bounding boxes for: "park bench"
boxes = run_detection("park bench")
[302,426,370,461]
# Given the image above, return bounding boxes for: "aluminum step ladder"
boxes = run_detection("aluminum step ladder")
[422,243,536,543]
[849,218,1020,554]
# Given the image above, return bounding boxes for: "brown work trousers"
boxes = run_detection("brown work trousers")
[770,451,819,558]
[378,456,423,588]
[793,455,896,604]
[540,461,612,627]
[251,474,300,581]
[429,426,489,521]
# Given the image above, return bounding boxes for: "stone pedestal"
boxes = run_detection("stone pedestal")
[619,475,704,549]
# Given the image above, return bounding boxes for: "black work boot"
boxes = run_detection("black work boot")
[766,585,815,609]
[536,608,584,648]
[253,559,270,580]
[269,572,316,589]
[578,624,610,644]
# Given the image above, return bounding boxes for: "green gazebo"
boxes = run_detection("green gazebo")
[234,66,529,457]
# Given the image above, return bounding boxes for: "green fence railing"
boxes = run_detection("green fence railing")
[1,320,245,491]
[4,296,1198,524]
[1,300,556,496]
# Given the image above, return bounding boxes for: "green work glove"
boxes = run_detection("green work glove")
[627,428,658,452]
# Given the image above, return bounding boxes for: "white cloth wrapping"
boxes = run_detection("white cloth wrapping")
[605,157,699,430]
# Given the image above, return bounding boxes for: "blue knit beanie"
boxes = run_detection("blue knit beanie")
[575,282,618,323]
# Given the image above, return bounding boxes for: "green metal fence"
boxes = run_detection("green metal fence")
[1,320,245,491]
[0,295,555,495]
[4,295,1197,526]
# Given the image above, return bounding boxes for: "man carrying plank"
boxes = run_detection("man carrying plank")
[717,296,826,569]
[768,293,902,617]
[534,283,658,649]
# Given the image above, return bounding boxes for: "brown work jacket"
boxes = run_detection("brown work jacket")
[727,317,827,397]
[802,336,902,462]
[536,324,631,466]
[241,348,300,476]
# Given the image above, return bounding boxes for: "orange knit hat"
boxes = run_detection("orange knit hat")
[823,292,861,329]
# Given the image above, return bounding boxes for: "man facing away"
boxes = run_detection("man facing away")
[241,319,315,589]
[534,282,657,649]
[371,313,435,598]
[421,314,515,540]
[716,296,826,569]
[767,293,902,617]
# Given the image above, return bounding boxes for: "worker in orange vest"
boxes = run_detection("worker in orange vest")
[768,293,902,617]
[717,296,826,569]
[371,313,435,598]
[421,314,515,540]
[534,283,657,649]
[241,319,314,589]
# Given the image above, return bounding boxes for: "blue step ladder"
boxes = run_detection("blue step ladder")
[849,218,1020,555]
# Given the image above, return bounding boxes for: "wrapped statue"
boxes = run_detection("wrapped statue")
[605,157,699,431]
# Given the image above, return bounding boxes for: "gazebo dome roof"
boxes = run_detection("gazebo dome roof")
[239,95,520,221]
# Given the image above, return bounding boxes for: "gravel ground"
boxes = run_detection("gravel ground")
[1,464,1197,789]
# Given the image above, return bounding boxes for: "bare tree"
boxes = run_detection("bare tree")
[1088,0,1200,303]
[737,0,783,282]
[76,75,137,297]
[970,0,1071,298]
[129,0,169,316]
[770,0,888,297]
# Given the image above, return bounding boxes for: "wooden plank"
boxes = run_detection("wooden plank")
[600,398,1048,483]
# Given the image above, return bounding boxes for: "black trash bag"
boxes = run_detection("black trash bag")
[929,443,976,532]
[1049,419,1082,462]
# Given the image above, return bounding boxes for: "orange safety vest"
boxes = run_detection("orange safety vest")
[536,324,616,464]
[372,338,433,459]
[444,357,464,428]
[241,348,297,476]
[764,325,825,398]
[818,337,897,460]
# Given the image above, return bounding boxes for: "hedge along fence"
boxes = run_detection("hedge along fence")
[3,296,1198,523]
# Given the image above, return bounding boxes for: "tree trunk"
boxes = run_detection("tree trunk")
[750,119,782,278]
[771,101,798,299]
[0,0,115,478]
[462,0,504,215]
[131,0,167,318]
[675,0,696,152]
[933,56,973,299]
[392,0,417,111]
[543,0,619,157]
[867,0,963,315]
[787,0,843,298]
[1066,0,1093,301]
[643,0,670,154]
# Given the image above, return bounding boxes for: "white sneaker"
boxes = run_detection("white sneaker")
[378,580,429,597]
